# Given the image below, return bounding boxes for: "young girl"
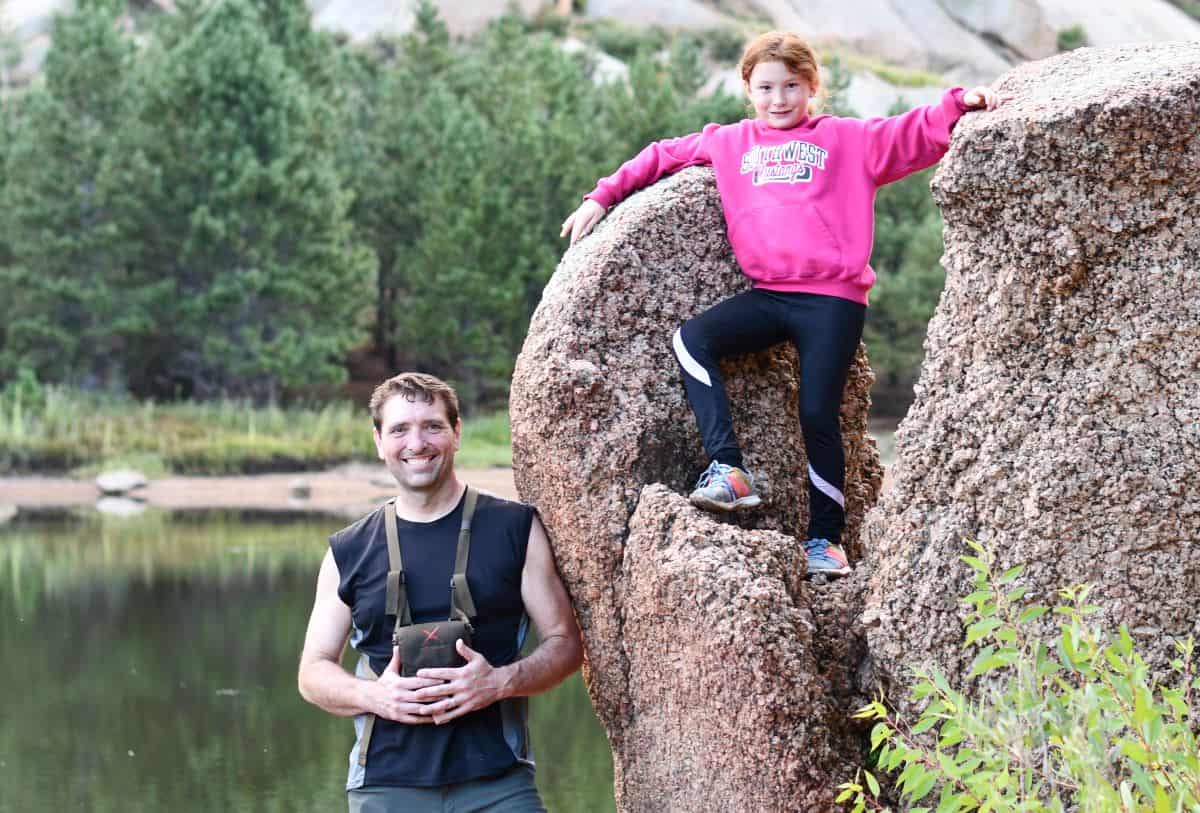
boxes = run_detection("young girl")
[561,32,999,577]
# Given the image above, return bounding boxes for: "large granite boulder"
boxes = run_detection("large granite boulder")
[863,43,1200,700]
[510,167,882,808]
[617,486,866,811]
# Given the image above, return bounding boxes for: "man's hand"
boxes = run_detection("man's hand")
[413,639,512,725]
[963,86,1001,111]
[368,646,444,724]
[560,199,606,246]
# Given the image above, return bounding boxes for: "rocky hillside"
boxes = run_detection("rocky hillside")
[4,0,1199,114]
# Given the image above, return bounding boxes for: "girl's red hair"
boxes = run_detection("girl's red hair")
[739,32,824,114]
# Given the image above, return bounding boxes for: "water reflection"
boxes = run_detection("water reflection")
[0,510,614,813]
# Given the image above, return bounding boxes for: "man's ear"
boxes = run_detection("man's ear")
[454,419,462,449]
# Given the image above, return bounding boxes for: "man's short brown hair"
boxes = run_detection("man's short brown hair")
[368,372,460,431]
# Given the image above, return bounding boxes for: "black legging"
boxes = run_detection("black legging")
[672,289,866,545]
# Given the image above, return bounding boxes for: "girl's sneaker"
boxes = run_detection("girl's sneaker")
[805,538,851,577]
[688,460,762,512]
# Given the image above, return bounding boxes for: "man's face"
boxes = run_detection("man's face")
[373,393,461,494]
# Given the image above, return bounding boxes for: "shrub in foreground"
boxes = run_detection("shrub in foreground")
[842,541,1200,812]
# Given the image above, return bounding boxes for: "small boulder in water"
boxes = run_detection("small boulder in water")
[95,469,148,496]
[96,496,147,517]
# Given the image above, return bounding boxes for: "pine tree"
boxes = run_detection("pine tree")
[102,0,374,399]
[0,0,132,386]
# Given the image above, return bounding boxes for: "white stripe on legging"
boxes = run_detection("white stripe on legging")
[808,463,845,508]
[672,328,712,387]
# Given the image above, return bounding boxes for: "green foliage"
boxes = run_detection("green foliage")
[342,3,742,408]
[0,383,510,473]
[0,15,22,92]
[865,93,947,409]
[0,367,47,417]
[0,0,372,400]
[841,541,1200,812]
[695,27,746,64]
[833,49,943,89]
[1166,0,1200,21]
[823,54,856,117]
[103,0,374,399]
[0,0,947,417]
[0,0,133,386]
[0,384,370,473]
[866,165,945,397]
[576,18,668,61]
[1057,25,1088,52]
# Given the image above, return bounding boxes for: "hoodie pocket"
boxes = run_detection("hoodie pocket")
[727,204,844,283]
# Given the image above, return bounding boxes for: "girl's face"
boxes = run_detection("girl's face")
[745,60,815,130]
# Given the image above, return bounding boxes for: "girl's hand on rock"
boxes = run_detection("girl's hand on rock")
[560,199,607,246]
[964,86,1001,112]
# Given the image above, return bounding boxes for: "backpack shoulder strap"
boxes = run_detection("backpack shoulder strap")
[449,487,478,622]
[383,499,411,627]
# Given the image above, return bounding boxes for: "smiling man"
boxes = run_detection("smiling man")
[298,372,582,813]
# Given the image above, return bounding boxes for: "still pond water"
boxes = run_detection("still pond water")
[0,509,615,813]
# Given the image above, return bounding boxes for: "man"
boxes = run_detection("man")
[298,372,583,812]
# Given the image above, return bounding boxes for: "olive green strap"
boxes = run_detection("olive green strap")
[383,500,411,627]
[450,488,479,623]
[357,655,379,768]
[385,488,478,627]
[359,490,479,769]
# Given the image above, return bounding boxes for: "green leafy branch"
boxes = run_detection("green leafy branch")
[840,540,1200,812]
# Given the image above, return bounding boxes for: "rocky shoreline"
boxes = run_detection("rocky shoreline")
[0,464,519,519]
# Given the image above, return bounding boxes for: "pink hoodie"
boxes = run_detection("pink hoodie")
[586,88,970,305]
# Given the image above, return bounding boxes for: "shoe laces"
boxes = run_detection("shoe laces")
[696,460,733,488]
[805,538,832,556]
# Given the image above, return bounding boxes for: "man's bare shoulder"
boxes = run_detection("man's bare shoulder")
[329,502,388,547]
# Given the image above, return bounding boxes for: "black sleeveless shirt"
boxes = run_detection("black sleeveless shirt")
[330,489,535,788]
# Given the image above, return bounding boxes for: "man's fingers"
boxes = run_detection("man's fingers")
[456,638,479,660]
[412,681,457,702]
[559,214,573,238]
[385,645,402,674]
[397,676,445,690]
[388,708,436,724]
[432,699,471,725]
[415,666,459,682]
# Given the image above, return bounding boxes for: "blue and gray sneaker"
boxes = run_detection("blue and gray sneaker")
[805,538,851,577]
[688,460,762,513]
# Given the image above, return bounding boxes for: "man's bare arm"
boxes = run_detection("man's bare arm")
[499,513,585,696]
[297,549,439,723]
[415,514,584,722]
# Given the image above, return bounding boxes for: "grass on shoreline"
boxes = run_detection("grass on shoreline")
[0,386,512,476]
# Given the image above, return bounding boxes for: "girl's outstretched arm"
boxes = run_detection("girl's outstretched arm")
[862,86,1001,186]
[561,123,718,246]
